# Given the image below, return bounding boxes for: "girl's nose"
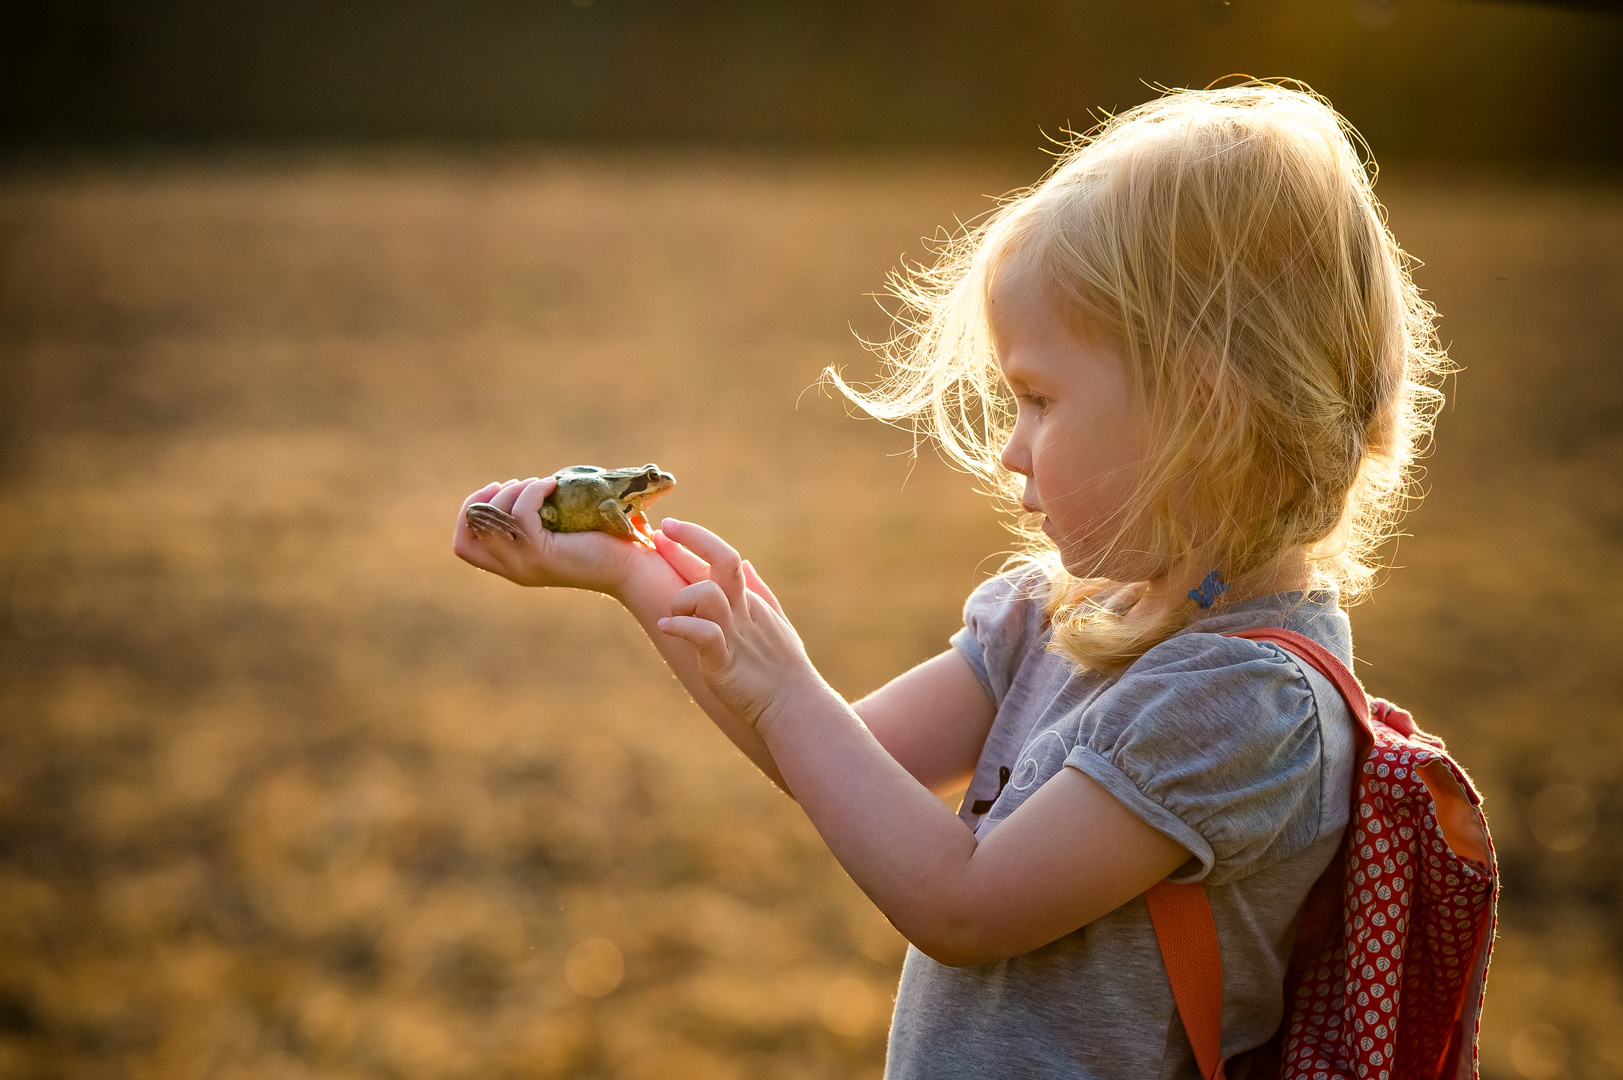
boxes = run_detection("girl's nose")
[999,437,1031,477]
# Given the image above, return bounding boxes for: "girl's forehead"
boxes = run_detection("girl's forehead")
[986,243,1044,302]
[989,258,1117,363]
[987,253,1065,340]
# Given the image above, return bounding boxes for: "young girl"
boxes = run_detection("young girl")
[454,83,1449,1076]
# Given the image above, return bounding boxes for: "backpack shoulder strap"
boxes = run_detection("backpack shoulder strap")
[1224,627,1370,729]
[1145,628,1369,1080]
[1146,879,1227,1080]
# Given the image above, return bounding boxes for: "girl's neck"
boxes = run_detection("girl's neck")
[1125,548,1316,624]
[1224,549,1316,604]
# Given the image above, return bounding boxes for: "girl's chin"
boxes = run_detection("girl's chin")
[1052,542,1107,579]
[1051,538,1157,584]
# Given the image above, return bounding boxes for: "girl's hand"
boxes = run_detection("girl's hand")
[655,519,827,733]
[452,477,653,594]
[652,527,785,617]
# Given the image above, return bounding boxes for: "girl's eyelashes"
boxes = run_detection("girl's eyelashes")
[1018,393,1051,411]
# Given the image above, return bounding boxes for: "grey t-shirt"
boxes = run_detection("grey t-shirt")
[885,570,1357,1080]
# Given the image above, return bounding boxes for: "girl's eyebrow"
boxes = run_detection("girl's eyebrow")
[998,353,1048,389]
[999,368,1033,396]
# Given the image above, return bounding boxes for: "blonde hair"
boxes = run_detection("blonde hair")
[831,81,1452,671]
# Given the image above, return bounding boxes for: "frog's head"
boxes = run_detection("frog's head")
[603,463,676,511]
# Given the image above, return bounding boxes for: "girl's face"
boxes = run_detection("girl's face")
[991,262,1148,578]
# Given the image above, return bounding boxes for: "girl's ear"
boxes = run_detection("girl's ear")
[1174,345,1236,459]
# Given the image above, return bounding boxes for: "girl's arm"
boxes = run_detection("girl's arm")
[454,479,995,796]
[848,649,997,797]
[658,519,1191,967]
[650,510,996,796]
[455,477,789,788]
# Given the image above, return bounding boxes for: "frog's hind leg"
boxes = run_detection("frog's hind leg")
[465,502,524,542]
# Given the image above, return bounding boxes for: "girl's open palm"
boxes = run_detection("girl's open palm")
[453,477,651,594]
[656,518,825,733]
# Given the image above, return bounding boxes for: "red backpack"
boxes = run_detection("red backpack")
[1145,628,1497,1080]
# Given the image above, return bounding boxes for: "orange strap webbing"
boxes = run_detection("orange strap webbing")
[1146,879,1227,1080]
[1144,628,1367,1080]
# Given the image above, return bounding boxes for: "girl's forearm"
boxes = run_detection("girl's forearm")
[756,683,990,964]
[614,562,790,792]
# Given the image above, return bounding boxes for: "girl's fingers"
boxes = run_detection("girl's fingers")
[508,476,557,539]
[455,482,504,532]
[651,530,780,615]
[454,482,509,562]
[453,528,504,573]
[671,580,734,633]
[652,528,709,585]
[661,519,746,611]
[461,482,504,512]
[741,559,784,616]
[489,477,541,514]
[657,615,729,670]
[666,581,735,671]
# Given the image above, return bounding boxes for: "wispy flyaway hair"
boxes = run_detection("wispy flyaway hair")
[830,81,1452,671]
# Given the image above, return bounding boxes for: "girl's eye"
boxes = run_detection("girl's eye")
[1019,394,1050,411]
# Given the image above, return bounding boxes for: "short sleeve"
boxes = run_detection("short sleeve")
[1064,633,1328,886]
[949,568,1049,706]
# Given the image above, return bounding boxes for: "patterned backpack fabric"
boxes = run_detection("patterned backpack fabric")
[1144,628,1498,1080]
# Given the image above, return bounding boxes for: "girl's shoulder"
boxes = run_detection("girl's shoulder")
[960,561,1051,610]
[1076,590,1358,883]
[952,565,1054,705]
[958,563,1137,642]
[961,566,1048,629]
[1105,590,1354,746]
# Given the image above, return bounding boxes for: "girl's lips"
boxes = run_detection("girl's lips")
[1021,502,1050,534]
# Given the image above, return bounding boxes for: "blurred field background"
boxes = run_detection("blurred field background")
[2,2,1622,1079]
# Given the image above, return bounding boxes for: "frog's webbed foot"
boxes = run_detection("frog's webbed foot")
[466,502,524,542]
[627,511,656,548]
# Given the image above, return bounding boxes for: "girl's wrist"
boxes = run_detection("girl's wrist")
[610,547,686,612]
[754,674,844,744]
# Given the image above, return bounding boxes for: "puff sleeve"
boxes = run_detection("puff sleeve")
[1064,633,1332,886]
[949,568,1050,706]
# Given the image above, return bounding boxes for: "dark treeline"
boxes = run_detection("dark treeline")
[2,0,1621,159]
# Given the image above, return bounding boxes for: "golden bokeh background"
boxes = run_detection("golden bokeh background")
[1,153,1619,1079]
[1,1,1621,1077]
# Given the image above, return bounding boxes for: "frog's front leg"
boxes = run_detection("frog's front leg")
[597,501,658,548]
[596,499,637,542]
[466,502,524,542]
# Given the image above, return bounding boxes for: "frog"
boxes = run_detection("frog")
[465,464,675,549]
